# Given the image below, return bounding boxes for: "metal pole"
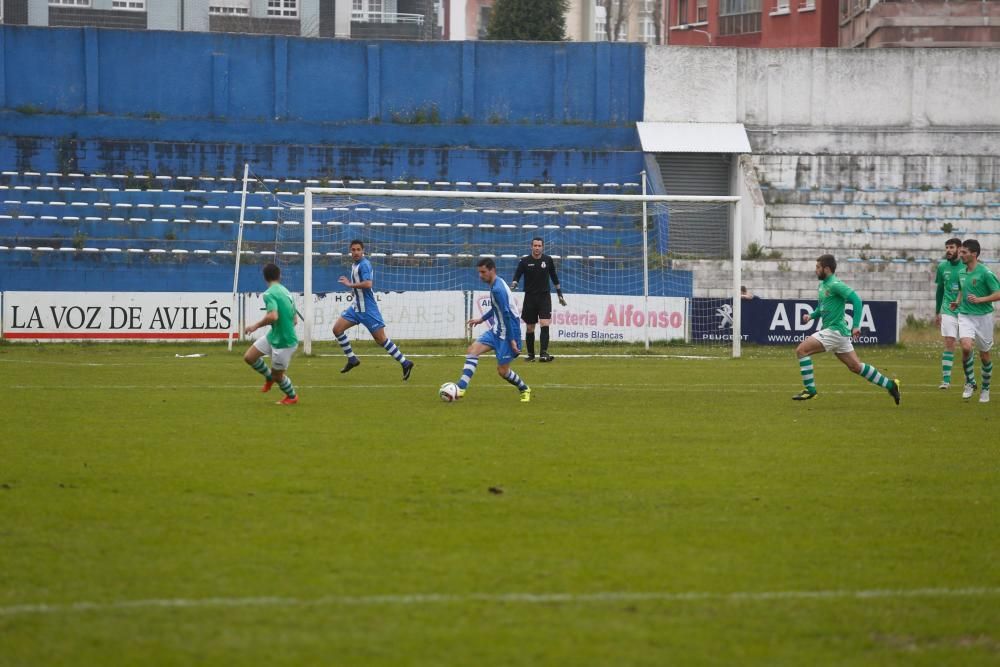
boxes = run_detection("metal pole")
[732,186,743,359]
[304,189,314,356]
[228,162,249,351]
[641,170,650,351]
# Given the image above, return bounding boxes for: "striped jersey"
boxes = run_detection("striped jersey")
[483,277,522,343]
[349,257,381,315]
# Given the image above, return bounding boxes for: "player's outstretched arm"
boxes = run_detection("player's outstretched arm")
[245,310,278,334]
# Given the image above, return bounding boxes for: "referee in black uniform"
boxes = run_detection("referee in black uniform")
[511,237,566,362]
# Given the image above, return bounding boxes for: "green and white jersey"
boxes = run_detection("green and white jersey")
[263,283,299,349]
[813,274,861,337]
[957,262,1000,316]
[935,259,963,315]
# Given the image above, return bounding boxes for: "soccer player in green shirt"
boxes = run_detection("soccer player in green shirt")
[793,254,900,404]
[950,239,1000,403]
[243,263,300,405]
[934,238,963,389]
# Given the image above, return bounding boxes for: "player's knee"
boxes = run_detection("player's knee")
[496,365,509,377]
[795,344,808,358]
[848,361,862,374]
[243,352,256,364]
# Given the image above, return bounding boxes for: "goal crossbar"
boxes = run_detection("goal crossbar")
[300,187,743,357]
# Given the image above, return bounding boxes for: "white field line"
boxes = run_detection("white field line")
[2,586,999,618]
[4,383,954,394]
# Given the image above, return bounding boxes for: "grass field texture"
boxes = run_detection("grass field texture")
[1,341,998,666]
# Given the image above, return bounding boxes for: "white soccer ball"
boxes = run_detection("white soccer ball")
[439,382,459,402]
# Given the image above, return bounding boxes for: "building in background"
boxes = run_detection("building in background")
[0,0,440,39]
[840,0,1000,47]
[666,0,838,46]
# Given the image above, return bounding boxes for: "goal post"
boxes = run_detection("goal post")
[289,187,742,356]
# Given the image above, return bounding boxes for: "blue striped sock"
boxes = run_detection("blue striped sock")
[457,356,479,390]
[381,338,408,365]
[336,333,355,359]
[503,369,528,392]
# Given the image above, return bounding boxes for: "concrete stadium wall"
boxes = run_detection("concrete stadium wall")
[645,47,1000,155]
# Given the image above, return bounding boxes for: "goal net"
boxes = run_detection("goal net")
[239,186,742,356]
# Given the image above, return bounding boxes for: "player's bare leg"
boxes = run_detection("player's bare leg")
[836,350,900,405]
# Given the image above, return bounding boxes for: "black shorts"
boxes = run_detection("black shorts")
[521,293,552,324]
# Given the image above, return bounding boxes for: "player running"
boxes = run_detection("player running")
[950,239,1000,403]
[511,237,566,362]
[452,257,531,402]
[243,263,300,405]
[934,238,963,389]
[792,254,900,405]
[332,240,414,380]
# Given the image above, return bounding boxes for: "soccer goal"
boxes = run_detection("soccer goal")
[235,183,743,357]
[295,185,744,355]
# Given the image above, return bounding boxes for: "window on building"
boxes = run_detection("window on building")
[478,5,491,37]
[210,0,251,15]
[799,0,815,8]
[677,0,689,25]
[719,0,760,34]
[695,0,707,22]
[594,4,608,40]
[49,0,91,6]
[641,18,657,44]
[111,0,145,9]
[267,0,298,17]
[772,0,789,12]
[353,0,388,21]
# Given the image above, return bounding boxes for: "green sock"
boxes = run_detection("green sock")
[251,358,272,381]
[942,350,954,384]
[964,356,976,384]
[860,363,892,389]
[278,376,296,398]
[799,356,816,393]
[982,361,993,391]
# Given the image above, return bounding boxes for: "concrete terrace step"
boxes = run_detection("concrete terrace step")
[767,202,1000,221]
[766,216,999,235]
[760,186,999,207]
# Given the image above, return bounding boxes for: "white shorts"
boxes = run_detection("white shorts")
[958,313,994,352]
[810,328,855,354]
[253,336,297,371]
[940,313,959,339]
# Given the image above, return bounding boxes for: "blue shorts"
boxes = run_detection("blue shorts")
[340,307,386,334]
[477,330,519,365]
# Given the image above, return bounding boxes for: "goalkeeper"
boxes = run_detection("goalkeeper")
[511,237,566,362]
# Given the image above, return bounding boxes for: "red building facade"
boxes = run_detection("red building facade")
[667,0,839,47]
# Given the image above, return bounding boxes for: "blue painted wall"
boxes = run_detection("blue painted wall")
[0,26,643,135]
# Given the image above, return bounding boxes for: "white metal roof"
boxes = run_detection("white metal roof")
[637,122,752,154]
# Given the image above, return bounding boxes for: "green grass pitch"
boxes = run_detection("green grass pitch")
[1,341,998,665]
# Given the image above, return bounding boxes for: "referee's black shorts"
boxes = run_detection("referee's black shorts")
[521,293,553,324]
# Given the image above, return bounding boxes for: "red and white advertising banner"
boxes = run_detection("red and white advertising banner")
[1,292,236,341]
[244,290,468,342]
[472,292,687,343]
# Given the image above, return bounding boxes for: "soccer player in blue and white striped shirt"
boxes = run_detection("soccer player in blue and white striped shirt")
[453,257,531,402]
[332,240,414,380]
